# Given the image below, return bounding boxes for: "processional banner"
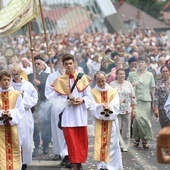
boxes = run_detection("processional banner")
[0,0,39,37]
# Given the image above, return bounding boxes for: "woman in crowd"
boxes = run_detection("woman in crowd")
[110,68,136,152]
[154,65,170,128]
[127,57,155,149]
[106,59,123,84]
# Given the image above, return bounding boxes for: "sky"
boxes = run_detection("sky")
[3,0,10,6]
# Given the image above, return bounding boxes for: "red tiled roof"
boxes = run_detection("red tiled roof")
[43,7,75,23]
[42,6,91,33]
[114,1,170,29]
[69,19,91,33]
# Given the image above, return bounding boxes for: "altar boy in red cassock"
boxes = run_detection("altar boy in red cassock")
[52,54,92,170]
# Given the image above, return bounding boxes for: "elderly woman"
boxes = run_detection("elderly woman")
[154,65,170,128]
[110,68,136,152]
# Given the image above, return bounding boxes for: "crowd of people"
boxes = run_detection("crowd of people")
[0,27,170,170]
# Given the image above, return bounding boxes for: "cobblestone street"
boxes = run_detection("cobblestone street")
[28,115,170,170]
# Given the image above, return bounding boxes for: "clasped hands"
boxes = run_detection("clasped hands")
[67,96,84,106]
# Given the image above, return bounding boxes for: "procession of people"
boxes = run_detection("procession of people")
[1,27,170,170]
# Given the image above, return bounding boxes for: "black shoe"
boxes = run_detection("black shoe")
[134,139,140,148]
[21,164,27,170]
[32,148,38,157]
[43,146,49,154]
[142,140,149,149]
[77,163,83,170]
[70,163,78,170]
[60,155,70,167]
[53,154,61,161]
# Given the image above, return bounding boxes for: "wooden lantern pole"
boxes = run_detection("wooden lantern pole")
[38,0,53,73]
[28,21,36,79]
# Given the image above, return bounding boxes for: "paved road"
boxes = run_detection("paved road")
[28,115,170,170]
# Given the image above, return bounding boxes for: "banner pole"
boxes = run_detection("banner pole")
[38,0,53,73]
[28,21,36,79]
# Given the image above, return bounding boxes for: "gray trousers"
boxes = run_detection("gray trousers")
[118,113,131,149]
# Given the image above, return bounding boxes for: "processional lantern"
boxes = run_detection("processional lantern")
[100,106,113,117]
[4,47,15,65]
[0,111,12,125]
[157,126,170,164]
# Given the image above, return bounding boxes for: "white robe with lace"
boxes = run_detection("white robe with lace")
[45,70,68,158]
[11,78,38,165]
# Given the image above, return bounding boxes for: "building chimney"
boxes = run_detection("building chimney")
[137,10,141,19]
[119,0,123,6]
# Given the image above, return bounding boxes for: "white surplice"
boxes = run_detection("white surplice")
[11,78,38,165]
[52,78,92,127]
[88,84,123,170]
[45,70,68,158]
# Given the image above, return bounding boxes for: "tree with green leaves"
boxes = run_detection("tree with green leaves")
[125,0,167,20]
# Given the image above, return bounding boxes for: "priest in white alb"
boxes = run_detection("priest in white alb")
[89,71,123,170]
[0,70,25,170]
